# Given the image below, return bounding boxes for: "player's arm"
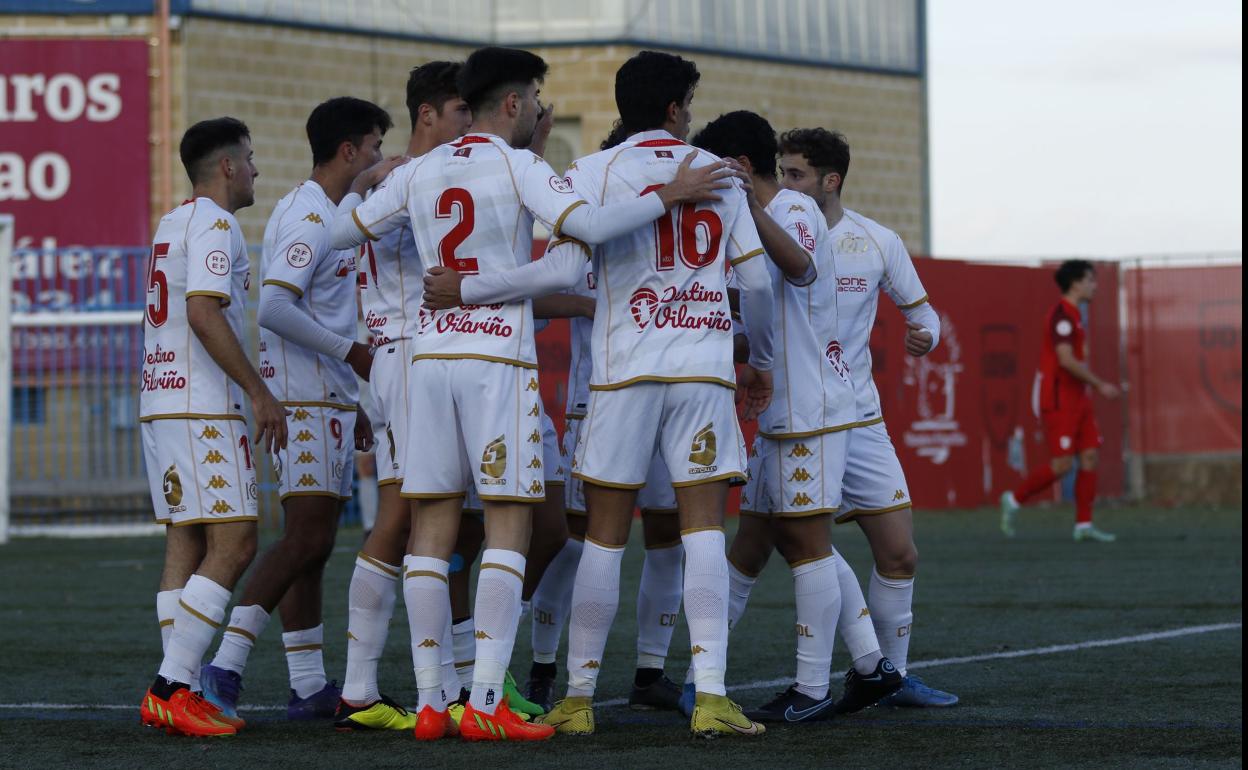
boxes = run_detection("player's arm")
[532,293,594,320]
[329,156,412,250]
[422,237,590,309]
[880,231,941,356]
[728,200,775,420]
[752,198,816,285]
[1053,328,1120,399]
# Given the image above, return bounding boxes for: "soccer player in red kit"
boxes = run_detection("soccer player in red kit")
[1001,260,1120,542]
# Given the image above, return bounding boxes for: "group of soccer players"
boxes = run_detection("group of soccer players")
[137,45,960,741]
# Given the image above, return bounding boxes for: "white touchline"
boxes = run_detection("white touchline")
[0,621,1239,713]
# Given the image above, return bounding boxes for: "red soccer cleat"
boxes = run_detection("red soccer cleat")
[141,688,236,737]
[459,697,555,742]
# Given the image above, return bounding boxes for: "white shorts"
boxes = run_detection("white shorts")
[275,406,356,501]
[370,340,410,486]
[468,407,561,512]
[573,382,747,490]
[837,420,912,523]
[401,358,544,503]
[563,416,676,515]
[739,430,848,518]
[142,417,259,526]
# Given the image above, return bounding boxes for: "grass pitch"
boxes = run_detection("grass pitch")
[0,504,1241,768]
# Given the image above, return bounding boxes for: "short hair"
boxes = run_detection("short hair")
[691,111,778,177]
[406,61,462,128]
[457,47,548,115]
[179,117,250,185]
[613,51,700,135]
[306,96,393,166]
[1055,260,1095,292]
[779,128,850,193]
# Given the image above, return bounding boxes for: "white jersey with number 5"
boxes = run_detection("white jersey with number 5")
[348,132,588,369]
[565,130,764,391]
[140,197,250,422]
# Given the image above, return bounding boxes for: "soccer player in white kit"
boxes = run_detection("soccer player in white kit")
[777,128,959,709]
[199,98,396,724]
[332,47,736,742]
[139,117,288,737]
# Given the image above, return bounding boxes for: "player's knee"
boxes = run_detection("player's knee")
[877,543,918,577]
[1079,450,1099,470]
[1051,455,1075,475]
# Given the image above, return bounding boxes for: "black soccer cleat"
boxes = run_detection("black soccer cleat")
[834,657,903,714]
[744,684,835,724]
[526,666,557,713]
[628,673,683,711]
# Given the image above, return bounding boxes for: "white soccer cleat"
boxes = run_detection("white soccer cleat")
[1073,524,1116,543]
[999,491,1019,537]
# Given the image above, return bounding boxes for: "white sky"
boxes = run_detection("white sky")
[927,0,1242,259]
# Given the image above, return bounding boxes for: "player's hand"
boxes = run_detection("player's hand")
[738,365,773,421]
[345,341,374,381]
[574,295,595,319]
[354,409,375,452]
[905,321,934,356]
[351,155,409,196]
[530,102,556,157]
[1097,382,1120,400]
[658,155,735,207]
[250,387,290,454]
[423,266,465,309]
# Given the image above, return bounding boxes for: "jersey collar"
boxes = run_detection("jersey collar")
[630,129,684,147]
[453,133,500,147]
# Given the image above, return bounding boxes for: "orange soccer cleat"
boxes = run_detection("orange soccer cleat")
[412,704,458,740]
[459,697,555,742]
[199,697,246,731]
[141,687,237,737]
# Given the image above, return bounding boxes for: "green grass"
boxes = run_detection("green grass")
[0,504,1241,768]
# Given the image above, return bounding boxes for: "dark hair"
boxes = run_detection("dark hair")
[1055,260,1095,292]
[611,51,700,137]
[306,97,393,166]
[691,111,777,177]
[406,61,462,128]
[457,46,548,115]
[600,123,631,151]
[179,117,250,185]
[779,127,850,194]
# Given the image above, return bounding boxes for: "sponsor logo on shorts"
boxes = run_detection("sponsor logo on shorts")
[205,475,231,490]
[296,473,318,488]
[294,430,316,442]
[688,422,718,470]
[892,489,907,501]
[527,403,540,417]
[201,450,226,464]
[528,430,541,444]
[790,492,814,507]
[480,436,507,480]
[527,456,542,469]
[292,408,312,421]
[163,465,183,506]
[788,443,812,458]
[528,480,544,495]
[295,451,317,464]
[789,467,812,482]
[526,378,539,392]
[198,426,223,440]
[210,500,235,514]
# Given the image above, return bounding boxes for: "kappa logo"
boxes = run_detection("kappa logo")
[292,408,312,421]
[892,489,907,501]
[688,423,717,467]
[581,660,600,669]
[198,426,223,440]
[210,218,231,231]
[526,378,539,392]
[690,645,707,655]
[295,451,317,464]
[296,473,319,487]
[346,631,359,641]
[528,430,541,444]
[162,465,183,506]
[202,449,226,464]
[528,480,544,495]
[417,638,440,648]
[788,443,812,458]
[857,608,871,619]
[481,436,507,479]
[527,403,540,417]
[474,630,494,640]
[787,204,807,213]
[302,212,324,225]
[205,475,231,490]
[294,430,316,442]
[788,467,813,482]
[210,500,235,514]
[527,456,542,469]
[790,492,814,507]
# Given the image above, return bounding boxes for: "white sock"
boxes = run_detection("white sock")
[566,540,625,699]
[404,555,451,712]
[530,537,583,665]
[682,528,729,697]
[869,568,915,677]
[792,556,840,700]
[727,561,757,633]
[342,555,399,704]
[283,624,327,699]
[636,543,683,670]
[439,613,461,702]
[469,549,526,715]
[158,575,229,686]
[157,589,181,653]
[212,604,270,676]
[452,617,475,689]
[833,549,882,675]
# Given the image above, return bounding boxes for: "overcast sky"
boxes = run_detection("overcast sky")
[927,0,1242,259]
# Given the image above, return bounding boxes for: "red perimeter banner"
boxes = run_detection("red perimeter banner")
[1,38,151,295]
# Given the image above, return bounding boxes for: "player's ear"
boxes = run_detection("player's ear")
[736,155,753,175]
[824,171,842,195]
[419,102,436,128]
[339,138,357,165]
[666,100,681,126]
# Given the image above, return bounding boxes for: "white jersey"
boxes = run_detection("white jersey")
[564,261,595,418]
[756,189,856,438]
[566,130,764,390]
[358,223,420,347]
[259,181,359,408]
[140,198,250,422]
[831,208,932,423]
[349,132,589,369]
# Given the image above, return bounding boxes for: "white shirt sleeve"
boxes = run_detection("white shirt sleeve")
[518,151,666,243]
[881,231,940,350]
[185,209,237,304]
[459,237,591,305]
[330,166,412,250]
[257,283,355,360]
[727,204,774,370]
[772,199,819,286]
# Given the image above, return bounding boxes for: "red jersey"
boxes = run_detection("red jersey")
[1038,298,1089,412]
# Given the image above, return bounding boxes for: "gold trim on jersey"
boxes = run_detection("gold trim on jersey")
[185,290,231,304]
[481,562,524,581]
[352,208,380,241]
[358,551,401,578]
[671,471,746,488]
[571,472,646,490]
[410,353,538,370]
[377,478,402,488]
[140,413,245,423]
[262,278,304,298]
[897,294,929,310]
[281,401,359,411]
[279,491,352,502]
[834,502,911,524]
[589,375,736,392]
[851,416,886,430]
[552,200,588,238]
[757,419,865,441]
[730,248,765,266]
[546,235,592,261]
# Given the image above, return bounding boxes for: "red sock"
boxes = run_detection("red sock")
[1013,465,1058,504]
[1075,469,1097,524]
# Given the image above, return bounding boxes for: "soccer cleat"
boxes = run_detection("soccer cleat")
[412,704,458,740]
[199,698,245,731]
[504,670,545,717]
[536,696,595,735]
[678,681,696,717]
[141,687,236,737]
[877,675,959,708]
[287,680,342,720]
[744,685,834,724]
[1000,491,1019,537]
[629,674,683,711]
[334,694,417,731]
[526,670,556,713]
[1074,524,1116,543]
[835,658,904,714]
[199,664,243,724]
[447,701,466,728]
[459,697,555,742]
[690,692,765,738]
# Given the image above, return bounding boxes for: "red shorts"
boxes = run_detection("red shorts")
[1042,399,1102,457]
